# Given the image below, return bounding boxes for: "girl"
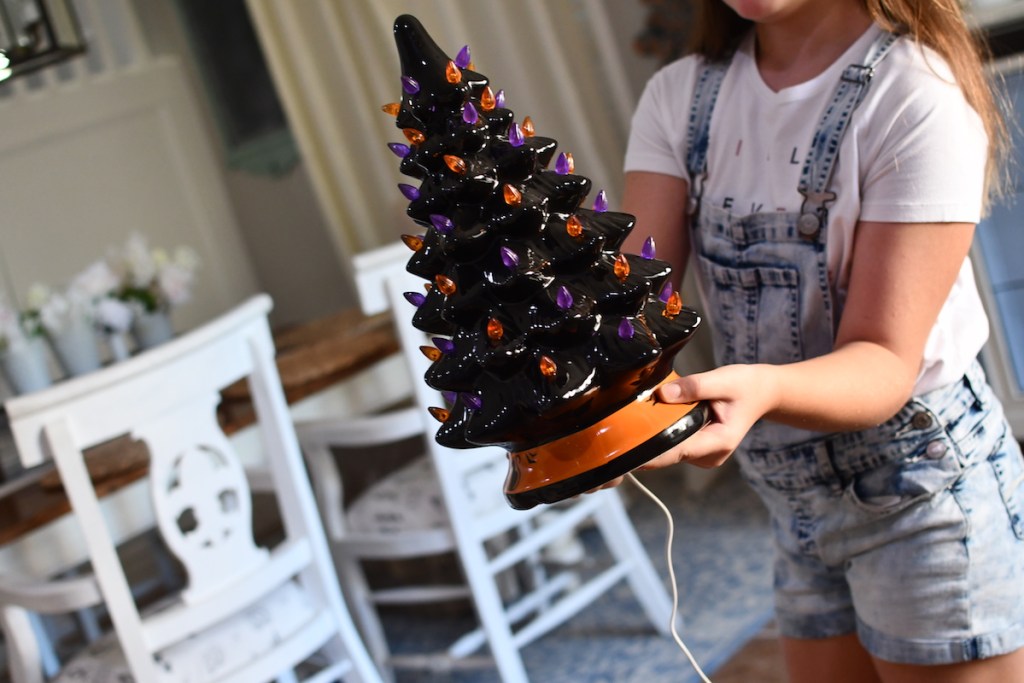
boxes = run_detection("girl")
[620,0,1024,681]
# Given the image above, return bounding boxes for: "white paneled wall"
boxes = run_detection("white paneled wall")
[0,0,259,388]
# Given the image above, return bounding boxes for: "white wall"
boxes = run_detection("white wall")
[131,0,355,328]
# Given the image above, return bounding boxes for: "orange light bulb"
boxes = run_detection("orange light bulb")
[503,184,522,206]
[566,215,584,238]
[539,355,557,379]
[522,116,535,137]
[435,274,457,296]
[446,60,462,84]
[428,407,451,423]
[614,254,630,281]
[444,154,467,174]
[480,86,496,111]
[420,346,442,362]
[486,318,504,342]
[403,128,426,145]
[401,234,424,251]
[663,292,683,318]
[381,102,401,116]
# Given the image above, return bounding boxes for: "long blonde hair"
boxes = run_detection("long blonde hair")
[688,0,1008,203]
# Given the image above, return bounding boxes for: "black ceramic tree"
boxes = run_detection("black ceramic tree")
[385,14,709,510]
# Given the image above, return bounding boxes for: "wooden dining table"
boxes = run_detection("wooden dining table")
[0,305,404,577]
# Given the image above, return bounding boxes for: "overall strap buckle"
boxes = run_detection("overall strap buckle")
[841,64,874,85]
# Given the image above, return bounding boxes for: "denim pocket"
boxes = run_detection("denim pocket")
[989,432,1024,540]
[846,434,964,515]
[697,255,802,366]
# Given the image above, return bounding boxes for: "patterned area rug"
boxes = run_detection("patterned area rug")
[385,463,775,682]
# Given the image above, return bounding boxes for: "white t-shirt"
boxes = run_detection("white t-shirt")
[625,24,990,394]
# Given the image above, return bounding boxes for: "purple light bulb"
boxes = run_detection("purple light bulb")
[455,45,471,69]
[642,236,656,259]
[398,183,420,201]
[593,190,608,213]
[462,393,483,411]
[429,214,454,234]
[433,337,455,354]
[556,286,573,310]
[401,76,420,94]
[387,142,410,158]
[403,291,426,307]
[463,102,479,125]
[495,89,506,108]
[555,153,571,175]
[500,246,519,269]
[618,319,635,340]
[659,281,673,303]
[509,122,524,147]
[442,390,458,405]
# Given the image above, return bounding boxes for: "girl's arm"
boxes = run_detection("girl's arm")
[649,219,977,469]
[620,171,692,281]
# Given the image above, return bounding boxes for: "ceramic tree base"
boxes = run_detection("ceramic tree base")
[504,374,710,509]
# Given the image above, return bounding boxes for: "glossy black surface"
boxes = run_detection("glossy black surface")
[390,14,703,452]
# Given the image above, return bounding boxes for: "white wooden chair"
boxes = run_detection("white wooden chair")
[294,243,674,683]
[0,295,383,683]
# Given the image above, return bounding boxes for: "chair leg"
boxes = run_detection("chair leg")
[592,491,675,635]
[1,605,47,683]
[333,553,394,683]
[457,541,531,683]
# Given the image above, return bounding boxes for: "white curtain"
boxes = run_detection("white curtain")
[245,0,639,267]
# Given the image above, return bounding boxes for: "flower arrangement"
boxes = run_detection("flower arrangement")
[0,294,53,394]
[0,234,201,391]
[20,259,128,335]
[0,294,43,352]
[107,233,200,314]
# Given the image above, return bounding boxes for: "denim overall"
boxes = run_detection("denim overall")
[685,33,1024,664]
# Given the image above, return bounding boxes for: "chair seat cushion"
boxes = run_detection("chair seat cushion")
[346,456,448,535]
[53,580,315,682]
[345,454,513,537]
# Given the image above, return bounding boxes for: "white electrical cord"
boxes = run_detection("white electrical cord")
[626,472,714,683]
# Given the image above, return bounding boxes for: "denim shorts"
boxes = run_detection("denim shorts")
[736,360,1024,665]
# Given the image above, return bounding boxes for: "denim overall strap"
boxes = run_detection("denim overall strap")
[685,60,729,214]
[683,29,900,449]
[796,31,899,238]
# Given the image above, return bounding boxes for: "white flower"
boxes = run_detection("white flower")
[108,234,199,312]
[158,263,195,307]
[122,233,158,288]
[70,261,120,300]
[25,283,52,311]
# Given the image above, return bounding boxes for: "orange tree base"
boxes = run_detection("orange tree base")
[504,372,710,510]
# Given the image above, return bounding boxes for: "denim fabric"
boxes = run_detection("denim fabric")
[684,34,1024,665]
[692,204,834,448]
[737,362,1024,664]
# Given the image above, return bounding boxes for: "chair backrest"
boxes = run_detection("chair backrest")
[5,295,380,682]
[352,244,539,533]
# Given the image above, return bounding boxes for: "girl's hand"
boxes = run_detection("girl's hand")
[641,364,779,470]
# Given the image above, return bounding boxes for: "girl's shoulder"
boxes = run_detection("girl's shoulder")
[634,53,705,118]
[646,53,705,89]
[871,34,967,106]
